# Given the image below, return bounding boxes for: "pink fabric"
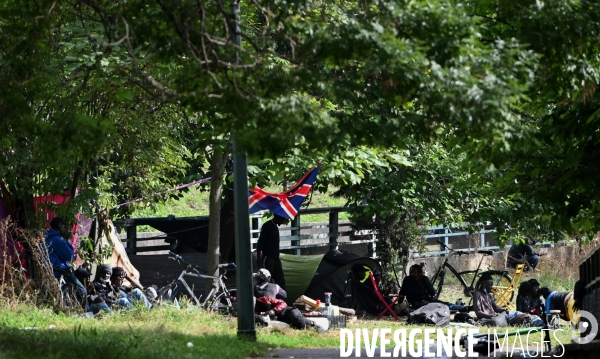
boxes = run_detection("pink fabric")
[34,192,83,266]
[256,296,288,313]
[0,197,24,270]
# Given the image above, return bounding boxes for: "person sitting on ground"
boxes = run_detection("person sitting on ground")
[400,264,436,309]
[399,264,468,312]
[473,272,544,327]
[351,265,386,315]
[540,286,579,327]
[87,264,151,314]
[516,279,544,315]
[506,237,547,271]
[351,265,406,316]
[253,268,326,333]
[44,217,87,307]
[87,264,121,314]
[110,267,152,310]
[74,267,92,288]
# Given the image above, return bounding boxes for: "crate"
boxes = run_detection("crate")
[327,315,347,329]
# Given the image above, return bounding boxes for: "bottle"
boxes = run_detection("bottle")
[324,292,332,316]
[324,292,332,304]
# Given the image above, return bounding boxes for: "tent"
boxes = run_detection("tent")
[280,249,381,310]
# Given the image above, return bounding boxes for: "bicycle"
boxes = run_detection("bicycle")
[52,268,83,310]
[58,276,77,309]
[157,252,237,315]
[430,240,512,301]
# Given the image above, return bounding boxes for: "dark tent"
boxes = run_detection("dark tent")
[281,249,382,313]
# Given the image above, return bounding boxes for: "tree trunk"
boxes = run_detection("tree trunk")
[205,146,229,294]
[219,187,236,287]
[219,187,235,263]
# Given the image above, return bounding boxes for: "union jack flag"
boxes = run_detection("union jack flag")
[248,167,319,219]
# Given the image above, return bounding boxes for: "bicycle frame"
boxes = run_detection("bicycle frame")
[175,267,230,308]
[166,252,236,311]
[431,240,503,298]
[455,253,489,292]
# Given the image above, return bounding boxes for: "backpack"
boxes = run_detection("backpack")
[407,303,450,326]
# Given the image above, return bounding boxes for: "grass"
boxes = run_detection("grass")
[0,304,577,359]
[0,304,264,359]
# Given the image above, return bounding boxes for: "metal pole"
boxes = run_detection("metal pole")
[230,0,255,341]
[126,224,137,255]
[329,211,339,251]
[233,133,255,340]
[291,215,300,255]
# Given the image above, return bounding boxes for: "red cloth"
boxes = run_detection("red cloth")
[1,188,83,268]
[0,196,26,277]
[33,192,83,266]
[256,296,288,313]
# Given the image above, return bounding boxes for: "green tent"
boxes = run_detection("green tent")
[280,253,324,304]
[280,250,382,307]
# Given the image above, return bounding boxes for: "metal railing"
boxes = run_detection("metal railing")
[114,207,504,257]
[250,207,377,256]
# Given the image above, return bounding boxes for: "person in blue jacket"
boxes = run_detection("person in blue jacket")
[45,217,86,306]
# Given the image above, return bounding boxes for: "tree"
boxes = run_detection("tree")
[0,1,192,229]
[456,0,600,240]
[57,0,539,285]
[4,0,582,283]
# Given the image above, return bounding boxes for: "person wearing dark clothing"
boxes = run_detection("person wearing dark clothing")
[253,269,326,332]
[87,264,120,314]
[400,264,467,311]
[399,264,437,308]
[110,267,152,309]
[253,268,287,299]
[44,217,86,306]
[516,280,543,315]
[507,241,545,271]
[256,214,289,289]
[86,264,149,314]
[473,272,544,326]
[540,287,578,325]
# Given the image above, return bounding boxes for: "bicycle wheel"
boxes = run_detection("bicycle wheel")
[435,264,470,300]
[430,267,446,300]
[210,286,237,315]
[59,283,78,310]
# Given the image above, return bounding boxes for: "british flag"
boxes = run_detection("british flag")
[248,167,319,219]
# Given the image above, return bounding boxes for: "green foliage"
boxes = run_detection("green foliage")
[76,236,112,265]
[455,0,600,240]
[0,2,195,226]
[354,210,429,288]
[1,0,599,243]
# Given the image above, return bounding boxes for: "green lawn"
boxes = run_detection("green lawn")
[0,302,577,359]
